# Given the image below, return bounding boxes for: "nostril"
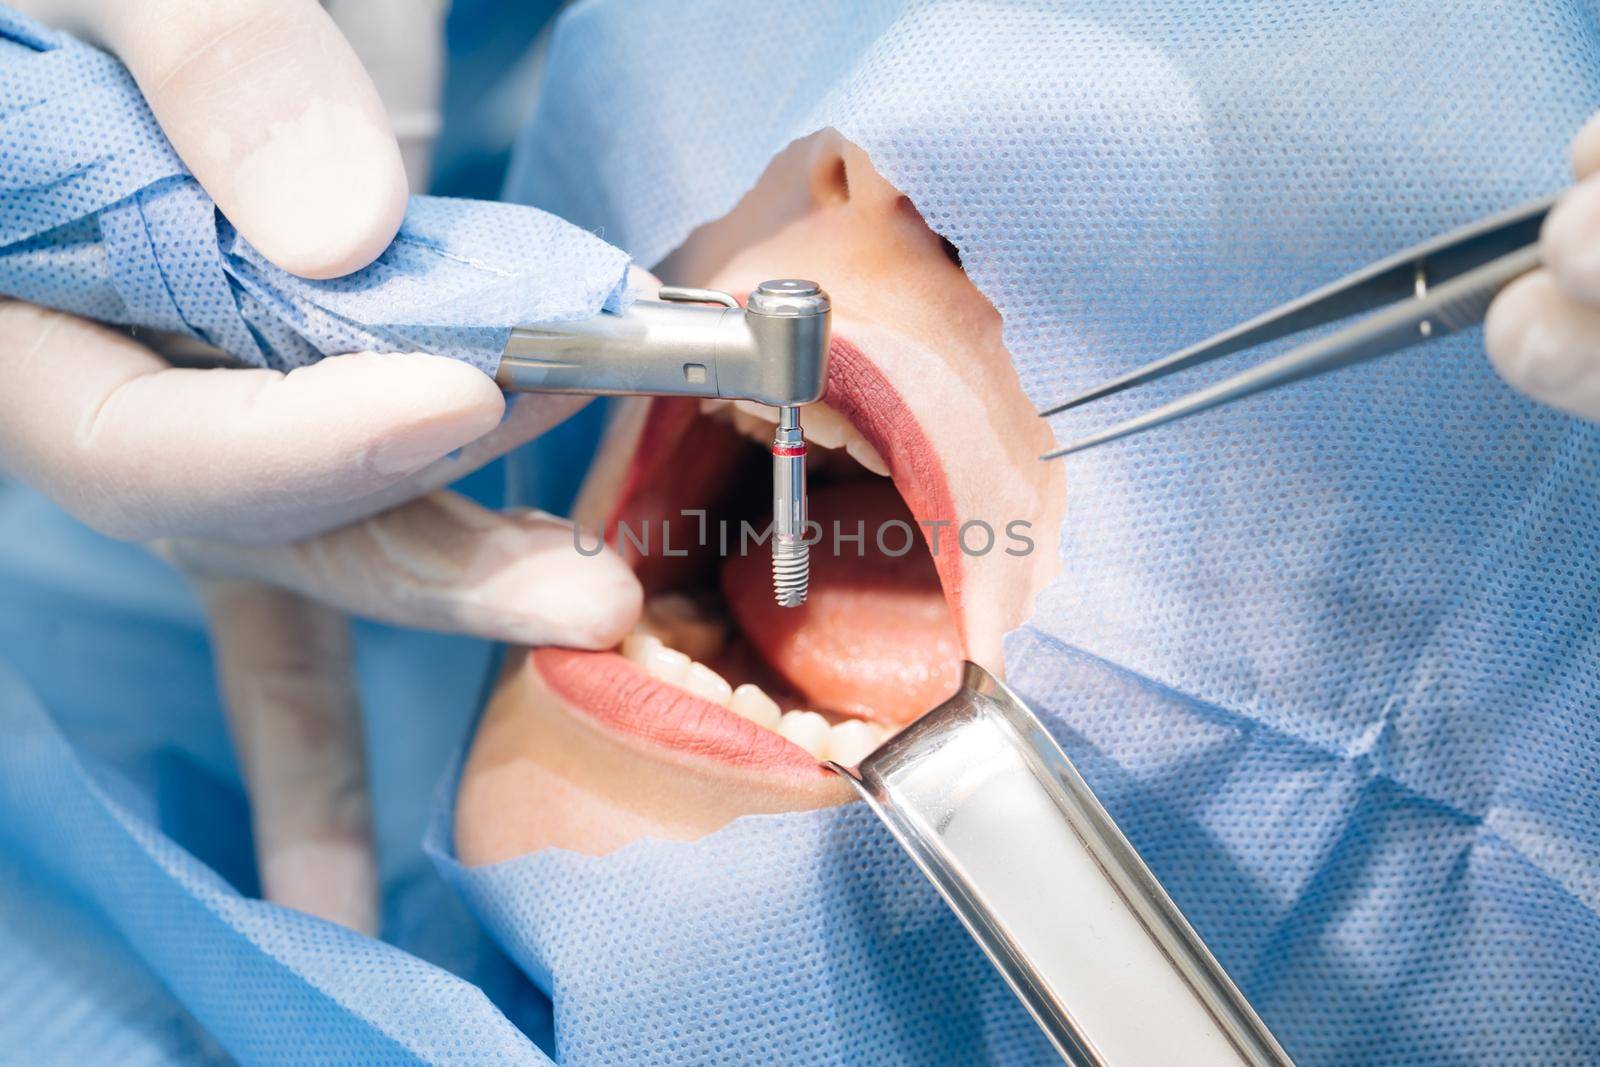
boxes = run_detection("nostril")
[895,195,965,271]
[939,235,963,270]
[809,153,851,206]
[829,156,850,200]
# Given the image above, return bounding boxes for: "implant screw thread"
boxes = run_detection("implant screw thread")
[772,406,809,608]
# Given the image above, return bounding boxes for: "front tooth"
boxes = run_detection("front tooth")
[800,403,849,450]
[729,683,782,730]
[646,645,690,686]
[699,398,731,415]
[844,433,890,476]
[777,710,832,760]
[827,720,885,766]
[682,661,733,707]
[622,632,663,665]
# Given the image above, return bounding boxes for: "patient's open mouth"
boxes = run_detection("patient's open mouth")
[531,337,963,772]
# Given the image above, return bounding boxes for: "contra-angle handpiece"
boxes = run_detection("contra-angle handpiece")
[494,279,832,607]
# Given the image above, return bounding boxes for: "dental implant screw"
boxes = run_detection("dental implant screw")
[772,405,809,608]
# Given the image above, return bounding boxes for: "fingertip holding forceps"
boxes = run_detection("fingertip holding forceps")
[1038,193,1557,459]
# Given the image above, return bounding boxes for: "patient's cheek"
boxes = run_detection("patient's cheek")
[454,658,849,866]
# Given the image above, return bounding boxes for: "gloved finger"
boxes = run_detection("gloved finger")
[1542,108,1600,306]
[290,270,668,535]
[321,0,447,188]
[195,577,377,935]
[164,491,643,650]
[254,391,592,544]
[1569,110,1600,180]
[1484,268,1600,419]
[84,0,408,279]
[1539,174,1600,305]
[628,264,665,293]
[0,302,504,542]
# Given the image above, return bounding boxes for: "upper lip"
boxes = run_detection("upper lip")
[817,334,964,627]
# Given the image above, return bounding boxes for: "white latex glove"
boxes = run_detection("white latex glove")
[1486,112,1600,419]
[2,0,484,542]
[5,0,644,935]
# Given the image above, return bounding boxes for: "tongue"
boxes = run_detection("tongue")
[721,479,962,725]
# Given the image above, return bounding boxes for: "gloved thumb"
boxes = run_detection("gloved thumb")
[1483,269,1600,419]
[163,492,644,650]
[0,303,509,541]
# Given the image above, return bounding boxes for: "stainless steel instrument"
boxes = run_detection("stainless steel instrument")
[1039,193,1555,459]
[828,663,1295,1066]
[496,279,831,606]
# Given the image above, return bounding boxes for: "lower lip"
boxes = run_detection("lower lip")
[531,648,833,776]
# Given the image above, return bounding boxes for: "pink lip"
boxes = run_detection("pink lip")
[532,648,830,774]
[544,332,958,774]
[823,336,963,625]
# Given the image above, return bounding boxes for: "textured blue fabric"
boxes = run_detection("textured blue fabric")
[0,654,547,1064]
[485,1,1600,1063]
[0,8,631,373]
[0,477,559,1064]
[3,2,1599,1065]
[428,796,1052,1064]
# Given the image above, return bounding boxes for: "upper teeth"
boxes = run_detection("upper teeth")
[700,398,890,477]
[620,629,888,764]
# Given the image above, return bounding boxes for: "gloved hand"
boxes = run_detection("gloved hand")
[1486,111,1600,419]
[4,0,643,935]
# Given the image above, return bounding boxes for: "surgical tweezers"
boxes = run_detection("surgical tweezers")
[1039,193,1557,459]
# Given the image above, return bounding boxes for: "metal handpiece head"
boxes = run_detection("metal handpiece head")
[495,277,830,408]
[739,279,832,409]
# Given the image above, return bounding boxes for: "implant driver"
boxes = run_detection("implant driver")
[771,405,809,606]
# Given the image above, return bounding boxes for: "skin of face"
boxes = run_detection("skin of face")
[454,130,1065,864]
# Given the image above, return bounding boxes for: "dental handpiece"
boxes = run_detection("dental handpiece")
[494,279,831,608]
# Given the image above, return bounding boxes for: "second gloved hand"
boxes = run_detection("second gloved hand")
[1486,111,1600,419]
[166,488,641,937]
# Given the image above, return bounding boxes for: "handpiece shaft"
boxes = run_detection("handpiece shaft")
[496,300,752,400]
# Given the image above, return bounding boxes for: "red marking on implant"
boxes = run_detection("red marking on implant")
[772,444,807,457]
